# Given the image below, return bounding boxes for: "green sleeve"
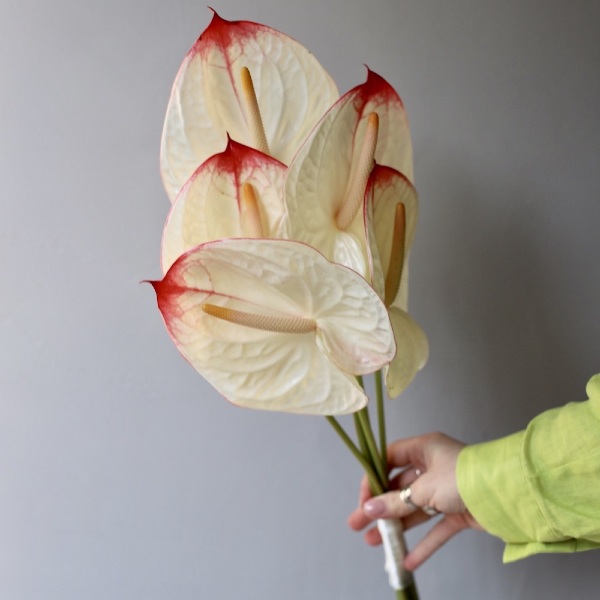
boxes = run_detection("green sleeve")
[456,373,600,562]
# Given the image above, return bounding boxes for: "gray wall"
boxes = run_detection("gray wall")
[2,0,599,598]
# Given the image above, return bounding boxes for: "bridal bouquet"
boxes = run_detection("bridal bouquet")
[149,10,428,599]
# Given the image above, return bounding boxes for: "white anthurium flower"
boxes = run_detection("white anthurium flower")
[384,309,429,398]
[283,69,413,279]
[161,138,286,273]
[369,165,419,309]
[367,165,429,398]
[150,238,396,415]
[160,10,339,202]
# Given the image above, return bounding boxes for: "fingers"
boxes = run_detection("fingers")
[361,512,475,572]
[362,509,432,547]
[404,515,470,571]
[363,472,438,520]
[348,467,434,531]
[348,475,375,531]
[386,434,433,471]
[387,432,464,475]
[357,475,372,506]
[362,512,471,570]
[349,502,431,538]
[363,524,382,546]
[350,465,425,531]
[363,488,414,519]
[392,466,424,491]
[348,433,472,570]
[347,504,372,531]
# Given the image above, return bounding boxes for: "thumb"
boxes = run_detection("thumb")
[363,480,434,520]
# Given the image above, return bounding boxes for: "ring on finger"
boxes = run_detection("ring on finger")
[422,505,440,516]
[399,487,440,516]
[398,486,420,511]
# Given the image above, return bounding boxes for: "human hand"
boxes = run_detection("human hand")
[347,432,483,570]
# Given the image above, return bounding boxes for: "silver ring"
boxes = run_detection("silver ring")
[422,505,440,516]
[398,486,420,511]
[399,487,440,516]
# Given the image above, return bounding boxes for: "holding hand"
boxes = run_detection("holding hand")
[347,433,483,570]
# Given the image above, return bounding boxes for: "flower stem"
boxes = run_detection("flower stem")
[396,582,420,600]
[357,408,388,488]
[375,369,388,475]
[353,375,387,490]
[326,375,421,600]
[326,416,384,495]
[353,412,369,458]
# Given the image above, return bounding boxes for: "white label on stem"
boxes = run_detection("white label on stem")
[376,518,415,591]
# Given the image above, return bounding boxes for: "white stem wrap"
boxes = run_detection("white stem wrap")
[376,518,415,591]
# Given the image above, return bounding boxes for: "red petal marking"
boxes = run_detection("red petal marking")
[213,138,285,175]
[351,68,405,112]
[149,279,190,323]
[369,164,414,194]
[178,138,284,210]
[191,10,277,59]
[149,255,213,325]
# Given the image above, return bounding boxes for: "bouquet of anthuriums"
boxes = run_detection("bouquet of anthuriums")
[150,10,428,599]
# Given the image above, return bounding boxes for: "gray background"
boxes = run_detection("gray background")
[1,0,599,598]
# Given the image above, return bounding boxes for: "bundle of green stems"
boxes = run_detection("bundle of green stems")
[327,372,420,600]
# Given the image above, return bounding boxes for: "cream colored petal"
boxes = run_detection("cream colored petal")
[363,182,386,298]
[283,83,371,275]
[160,11,338,202]
[384,307,429,398]
[284,69,412,276]
[161,139,286,273]
[369,165,419,309]
[357,69,413,181]
[151,239,394,414]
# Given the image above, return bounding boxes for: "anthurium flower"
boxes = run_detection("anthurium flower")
[369,165,418,309]
[160,10,339,202]
[161,138,286,272]
[150,238,396,415]
[383,309,428,397]
[368,165,428,397]
[283,69,413,279]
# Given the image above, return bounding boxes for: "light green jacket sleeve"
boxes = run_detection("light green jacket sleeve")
[457,373,600,563]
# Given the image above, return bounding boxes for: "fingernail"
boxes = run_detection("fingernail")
[363,499,384,516]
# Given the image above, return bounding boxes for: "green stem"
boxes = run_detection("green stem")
[353,374,386,491]
[353,412,370,458]
[326,416,384,495]
[375,369,388,476]
[353,376,372,470]
[357,408,388,489]
[328,375,421,600]
[396,582,420,600]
